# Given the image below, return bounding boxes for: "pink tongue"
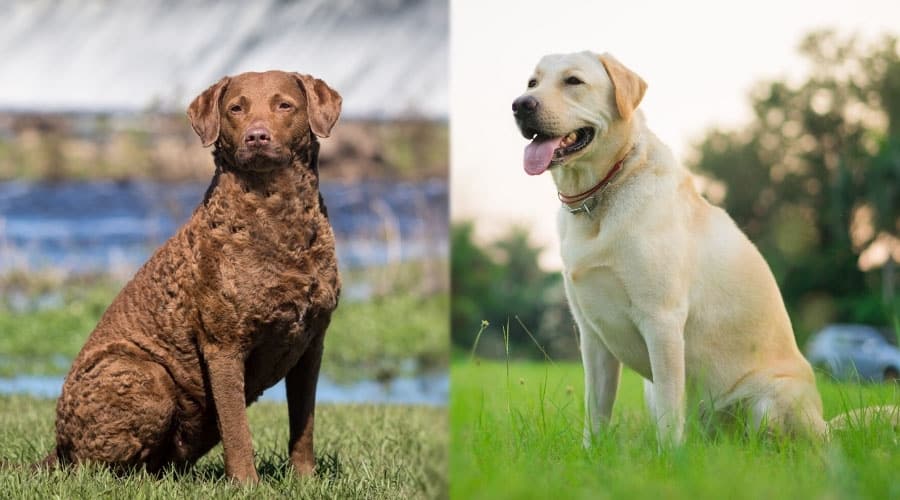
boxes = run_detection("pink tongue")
[524,136,563,175]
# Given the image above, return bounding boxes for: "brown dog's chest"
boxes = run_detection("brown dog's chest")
[191,168,340,380]
[200,206,339,402]
[242,304,321,401]
[211,217,339,314]
[235,235,337,401]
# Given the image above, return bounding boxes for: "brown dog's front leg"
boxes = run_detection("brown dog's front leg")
[285,332,325,477]
[205,348,259,483]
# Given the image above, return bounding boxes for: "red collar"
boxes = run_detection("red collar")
[557,156,625,206]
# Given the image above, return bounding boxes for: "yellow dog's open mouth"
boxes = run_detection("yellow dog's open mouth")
[523,127,595,175]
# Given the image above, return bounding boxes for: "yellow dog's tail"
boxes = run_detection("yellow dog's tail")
[827,405,900,431]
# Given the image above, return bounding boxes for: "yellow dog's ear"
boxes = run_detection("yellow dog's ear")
[598,53,647,121]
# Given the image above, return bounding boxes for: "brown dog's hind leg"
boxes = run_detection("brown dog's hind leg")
[286,329,326,477]
[55,357,177,473]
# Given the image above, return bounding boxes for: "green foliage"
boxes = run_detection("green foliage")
[691,31,900,343]
[451,221,575,360]
[326,293,449,381]
[0,116,447,182]
[378,120,449,179]
[452,359,900,499]
[0,397,446,499]
[0,283,115,377]
[0,282,447,380]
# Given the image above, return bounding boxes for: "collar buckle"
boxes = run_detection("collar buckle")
[566,195,598,217]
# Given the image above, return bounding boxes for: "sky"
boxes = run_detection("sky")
[450,0,900,269]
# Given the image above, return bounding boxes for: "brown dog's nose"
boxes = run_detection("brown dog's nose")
[512,95,539,116]
[244,127,271,147]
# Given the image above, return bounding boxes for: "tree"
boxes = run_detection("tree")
[691,30,900,342]
[450,222,575,359]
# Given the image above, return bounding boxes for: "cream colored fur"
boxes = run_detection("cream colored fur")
[517,51,841,446]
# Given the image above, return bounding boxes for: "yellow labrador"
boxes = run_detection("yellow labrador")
[513,51,871,446]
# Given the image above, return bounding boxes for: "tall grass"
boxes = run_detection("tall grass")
[453,322,900,499]
[452,360,899,499]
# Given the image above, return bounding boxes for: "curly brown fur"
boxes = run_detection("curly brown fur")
[50,71,343,483]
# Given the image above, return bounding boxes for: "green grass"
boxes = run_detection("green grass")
[0,282,448,379]
[0,395,446,499]
[451,360,900,500]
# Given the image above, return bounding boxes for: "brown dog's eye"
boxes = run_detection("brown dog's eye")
[229,104,243,113]
[278,102,293,110]
[565,76,584,85]
[527,79,537,88]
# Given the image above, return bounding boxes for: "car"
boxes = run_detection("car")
[805,324,900,382]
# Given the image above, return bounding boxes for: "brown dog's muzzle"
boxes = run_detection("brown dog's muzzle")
[243,126,272,148]
[235,123,290,169]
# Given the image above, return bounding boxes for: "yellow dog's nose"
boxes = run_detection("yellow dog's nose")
[512,95,539,116]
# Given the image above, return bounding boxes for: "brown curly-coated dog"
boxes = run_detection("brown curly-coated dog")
[49,71,342,483]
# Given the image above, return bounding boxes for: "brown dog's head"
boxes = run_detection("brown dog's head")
[512,51,646,176]
[187,71,342,171]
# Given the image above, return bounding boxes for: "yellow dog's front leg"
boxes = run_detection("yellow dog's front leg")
[640,319,687,447]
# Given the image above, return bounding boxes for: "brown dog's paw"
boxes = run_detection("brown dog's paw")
[229,468,260,485]
[291,459,315,478]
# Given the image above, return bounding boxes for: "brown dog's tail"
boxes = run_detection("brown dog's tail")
[31,450,59,471]
[827,405,900,432]
[0,449,59,472]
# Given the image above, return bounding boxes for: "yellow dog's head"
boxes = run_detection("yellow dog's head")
[513,51,646,175]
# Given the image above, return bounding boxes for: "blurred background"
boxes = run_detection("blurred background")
[0,0,449,404]
[451,0,900,368]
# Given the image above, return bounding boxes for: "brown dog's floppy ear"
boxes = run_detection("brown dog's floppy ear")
[293,73,342,138]
[598,53,647,121]
[187,76,231,147]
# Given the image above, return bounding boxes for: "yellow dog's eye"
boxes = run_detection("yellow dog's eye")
[278,102,293,110]
[229,104,243,113]
[565,76,584,85]
[527,79,537,88]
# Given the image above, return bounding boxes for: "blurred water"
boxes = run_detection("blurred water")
[0,179,448,290]
[0,0,447,119]
[0,372,448,406]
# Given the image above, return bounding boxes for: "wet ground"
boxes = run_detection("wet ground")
[0,371,448,406]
